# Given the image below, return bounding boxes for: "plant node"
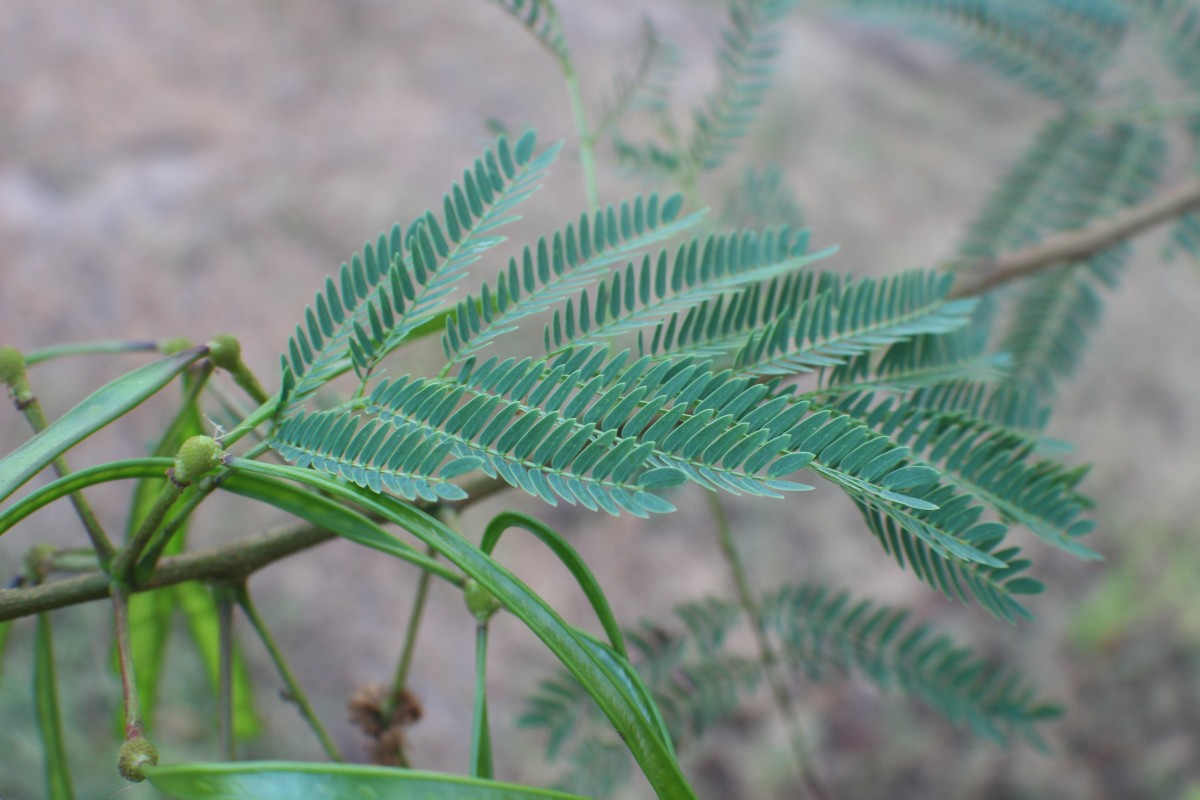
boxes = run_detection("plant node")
[463,579,503,622]
[117,735,159,782]
[207,333,242,372]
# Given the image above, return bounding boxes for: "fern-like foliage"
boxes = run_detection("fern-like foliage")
[688,0,798,172]
[836,0,1128,103]
[1000,121,1166,397]
[763,584,1062,746]
[722,165,806,229]
[523,585,1058,796]
[543,227,831,355]
[278,132,560,412]
[831,388,1097,559]
[813,330,1012,399]
[488,0,569,62]
[271,411,483,502]
[732,271,978,377]
[440,193,702,365]
[592,19,681,143]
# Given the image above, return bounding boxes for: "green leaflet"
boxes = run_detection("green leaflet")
[545,228,832,356]
[227,458,696,800]
[734,271,977,377]
[442,193,705,364]
[0,347,206,504]
[35,614,75,800]
[144,761,589,799]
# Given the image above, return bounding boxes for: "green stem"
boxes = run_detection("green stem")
[215,584,236,761]
[110,584,146,741]
[34,612,76,800]
[385,545,439,733]
[706,492,832,800]
[470,622,494,779]
[539,2,598,212]
[234,584,343,762]
[112,480,186,584]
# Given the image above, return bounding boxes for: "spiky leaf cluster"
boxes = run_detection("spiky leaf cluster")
[763,584,1062,747]
[441,193,701,364]
[278,131,559,412]
[836,0,1128,103]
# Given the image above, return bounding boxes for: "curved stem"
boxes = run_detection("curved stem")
[234,584,344,762]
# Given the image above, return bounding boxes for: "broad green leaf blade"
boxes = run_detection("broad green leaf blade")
[144,761,588,799]
[0,346,206,504]
[34,614,75,800]
[228,458,696,800]
[481,511,627,657]
[175,582,262,740]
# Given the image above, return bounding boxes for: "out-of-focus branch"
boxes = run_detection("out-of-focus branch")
[949,176,1200,298]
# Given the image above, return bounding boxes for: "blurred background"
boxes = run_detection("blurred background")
[2,1,1199,798]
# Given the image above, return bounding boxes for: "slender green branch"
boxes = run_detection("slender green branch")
[234,584,343,762]
[386,545,439,734]
[706,492,832,800]
[215,584,236,761]
[470,622,494,779]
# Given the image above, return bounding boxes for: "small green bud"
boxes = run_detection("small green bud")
[0,346,26,388]
[117,736,159,782]
[158,337,193,356]
[207,334,242,372]
[173,435,226,484]
[464,579,503,621]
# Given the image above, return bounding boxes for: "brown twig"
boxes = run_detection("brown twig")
[949,176,1200,299]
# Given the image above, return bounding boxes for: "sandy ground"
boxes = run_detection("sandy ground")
[2,2,1200,798]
